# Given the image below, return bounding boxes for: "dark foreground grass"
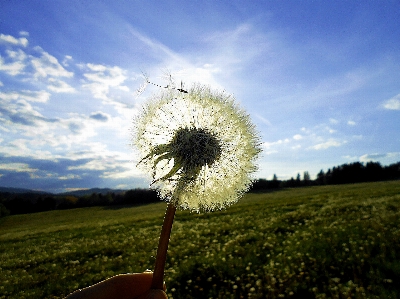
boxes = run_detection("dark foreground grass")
[1,181,399,298]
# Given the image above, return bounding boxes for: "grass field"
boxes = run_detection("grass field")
[1,181,400,298]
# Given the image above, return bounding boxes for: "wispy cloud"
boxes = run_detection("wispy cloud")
[255,114,273,127]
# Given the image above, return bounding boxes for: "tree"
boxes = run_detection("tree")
[295,173,301,186]
[303,171,310,181]
[0,203,10,218]
[317,169,325,185]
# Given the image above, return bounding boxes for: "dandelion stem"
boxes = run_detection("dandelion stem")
[151,203,176,290]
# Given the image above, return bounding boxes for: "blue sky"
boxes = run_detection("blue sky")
[0,1,399,193]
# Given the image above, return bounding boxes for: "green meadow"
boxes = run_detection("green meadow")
[1,181,400,299]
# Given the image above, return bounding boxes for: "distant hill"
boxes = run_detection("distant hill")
[57,188,127,197]
[0,187,127,196]
[0,187,51,194]
[0,187,153,217]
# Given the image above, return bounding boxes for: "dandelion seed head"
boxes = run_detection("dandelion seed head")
[132,83,261,212]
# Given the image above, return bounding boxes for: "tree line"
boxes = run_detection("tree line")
[251,161,400,191]
[0,189,159,218]
[1,161,399,218]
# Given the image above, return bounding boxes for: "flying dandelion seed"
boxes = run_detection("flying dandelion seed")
[133,83,261,212]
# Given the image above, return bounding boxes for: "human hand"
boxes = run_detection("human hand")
[64,272,167,299]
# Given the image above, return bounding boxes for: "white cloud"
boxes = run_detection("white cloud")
[0,90,53,140]
[59,174,81,180]
[62,55,73,67]
[0,139,29,157]
[101,167,143,179]
[82,63,127,101]
[310,139,346,150]
[0,89,50,104]
[262,138,291,155]
[29,90,51,103]
[262,149,278,155]
[347,120,356,126]
[47,78,76,93]
[17,90,51,103]
[86,63,107,72]
[262,138,290,150]
[0,89,106,154]
[360,153,386,162]
[328,128,336,134]
[0,33,28,47]
[31,47,73,78]
[0,49,27,75]
[293,134,303,140]
[360,152,400,163]
[0,162,36,172]
[66,149,143,178]
[118,85,130,92]
[329,118,339,124]
[383,94,400,110]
